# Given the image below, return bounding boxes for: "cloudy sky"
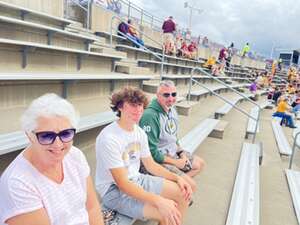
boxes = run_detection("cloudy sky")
[129,0,299,58]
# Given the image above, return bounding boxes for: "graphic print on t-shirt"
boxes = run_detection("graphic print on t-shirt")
[122,142,141,167]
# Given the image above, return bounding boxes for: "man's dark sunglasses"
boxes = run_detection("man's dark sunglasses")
[162,92,177,98]
[33,128,76,145]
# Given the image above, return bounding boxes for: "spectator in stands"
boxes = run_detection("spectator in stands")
[272,87,283,105]
[180,41,191,59]
[128,19,144,48]
[226,43,234,68]
[95,87,192,225]
[218,47,227,73]
[211,61,223,76]
[0,93,104,225]
[287,84,296,94]
[188,41,198,60]
[118,20,129,36]
[202,36,209,47]
[255,74,264,87]
[273,96,297,128]
[203,56,216,70]
[271,60,277,76]
[241,43,250,57]
[162,16,176,55]
[278,58,282,71]
[218,47,227,63]
[175,36,184,57]
[139,80,205,189]
[249,81,259,101]
[292,98,300,115]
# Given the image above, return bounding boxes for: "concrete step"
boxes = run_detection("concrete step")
[116,60,138,67]
[115,65,151,75]
[68,21,84,28]
[89,46,127,58]
[208,120,228,139]
[66,25,93,33]
[175,100,199,116]
[142,83,159,93]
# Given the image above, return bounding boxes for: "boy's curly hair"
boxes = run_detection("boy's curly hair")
[110,87,149,117]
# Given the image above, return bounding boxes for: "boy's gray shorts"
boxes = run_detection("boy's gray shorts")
[102,174,164,220]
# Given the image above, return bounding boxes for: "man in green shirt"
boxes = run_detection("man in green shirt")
[139,80,205,191]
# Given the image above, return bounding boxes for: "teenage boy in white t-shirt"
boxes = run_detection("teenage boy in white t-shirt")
[95,87,192,225]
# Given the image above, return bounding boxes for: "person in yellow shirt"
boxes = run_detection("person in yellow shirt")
[271,61,277,76]
[203,56,216,69]
[273,97,297,128]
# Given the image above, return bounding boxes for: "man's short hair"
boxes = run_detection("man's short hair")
[110,87,149,117]
[158,80,175,91]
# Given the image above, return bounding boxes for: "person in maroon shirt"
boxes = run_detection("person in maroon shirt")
[162,16,176,33]
[162,16,176,55]
[188,42,197,60]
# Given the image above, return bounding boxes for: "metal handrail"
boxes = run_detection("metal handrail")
[110,15,165,79]
[188,67,262,143]
[118,0,163,28]
[289,131,300,169]
[66,0,91,28]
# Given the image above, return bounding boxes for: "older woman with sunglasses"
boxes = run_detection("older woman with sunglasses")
[0,94,104,225]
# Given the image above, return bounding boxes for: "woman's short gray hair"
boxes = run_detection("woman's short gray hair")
[21,93,79,133]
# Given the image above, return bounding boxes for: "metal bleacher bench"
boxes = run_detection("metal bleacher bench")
[245,100,274,139]
[180,118,219,153]
[0,15,100,49]
[0,72,154,81]
[0,1,73,29]
[285,169,300,224]
[245,106,260,139]
[0,111,117,155]
[271,118,292,156]
[226,142,260,225]
[0,38,125,70]
[215,96,245,119]
[137,59,196,70]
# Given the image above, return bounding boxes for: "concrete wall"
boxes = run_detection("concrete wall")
[91,4,118,34]
[0,44,113,73]
[2,0,64,18]
[0,79,142,133]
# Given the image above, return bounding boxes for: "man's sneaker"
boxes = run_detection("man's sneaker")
[289,125,297,129]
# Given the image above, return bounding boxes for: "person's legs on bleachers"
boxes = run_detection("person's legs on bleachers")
[143,178,189,225]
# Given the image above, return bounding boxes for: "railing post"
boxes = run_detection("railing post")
[252,106,260,143]
[151,16,154,29]
[128,0,131,18]
[87,0,91,29]
[160,47,165,81]
[110,16,115,47]
[187,68,195,102]
[289,132,300,169]
[140,9,144,25]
